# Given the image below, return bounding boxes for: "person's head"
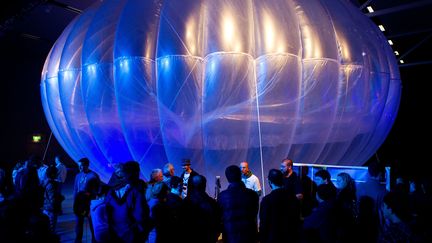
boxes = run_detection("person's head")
[280,158,293,175]
[78,158,90,173]
[225,165,241,183]
[150,168,163,183]
[191,175,207,192]
[268,169,283,188]
[315,169,332,186]
[112,162,125,178]
[335,172,354,190]
[54,155,63,165]
[163,163,175,177]
[382,191,410,223]
[123,161,140,182]
[316,184,335,202]
[239,161,250,176]
[181,159,192,173]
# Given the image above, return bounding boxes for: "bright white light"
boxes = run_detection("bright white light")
[263,12,277,52]
[388,40,393,45]
[378,25,385,31]
[87,64,97,75]
[64,70,72,80]
[120,59,129,72]
[367,6,374,13]
[399,59,404,64]
[223,16,234,44]
[394,51,399,56]
[161,57,170,69]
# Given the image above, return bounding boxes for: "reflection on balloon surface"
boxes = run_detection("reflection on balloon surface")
[41,0,401,192]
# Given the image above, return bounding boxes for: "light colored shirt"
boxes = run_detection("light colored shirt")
[56,163,67,183]
[242,173,262,196]
[182,172,191,198]
[115,184,130,199]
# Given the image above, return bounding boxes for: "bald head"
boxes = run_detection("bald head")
[280,158,293,176]
[239,161,250,175]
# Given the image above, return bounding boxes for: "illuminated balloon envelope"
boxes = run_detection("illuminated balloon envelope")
[41,0,401,191]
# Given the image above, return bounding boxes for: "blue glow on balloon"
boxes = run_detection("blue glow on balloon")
[118,58,130,73]
[41,0,401,188]
[160,56,170,71]
[86,64,97,77]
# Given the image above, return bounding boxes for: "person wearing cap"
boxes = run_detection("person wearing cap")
[180,159,199,199]
[73,157,100,243]
[240,161,262,196]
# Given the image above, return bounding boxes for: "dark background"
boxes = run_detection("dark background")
[1,0,431,178]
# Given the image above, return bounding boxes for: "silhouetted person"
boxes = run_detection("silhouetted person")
[148,182,172,243]
[280,158,303,200]
[314,169,337,199]
[42,166,62,233]
[357,161,387,242]
[165,176,183,222]
[184,175,221,243]
[260,169,301,243]
[379,191,414,242]
[334,172,358,242]
[14,156,56,242]
[105,161,150,242]
[217,165,259,243]
[303,184,337,243]
[407,176,432,242]
[162,163,175,189]
[299,166,317,217]
[146,168,163,201]
[73,157,100,243]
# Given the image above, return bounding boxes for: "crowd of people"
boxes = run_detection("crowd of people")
[1,156,432,243]
[0,155,67,242]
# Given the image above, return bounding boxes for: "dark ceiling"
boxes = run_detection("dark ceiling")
[0,0,431,176]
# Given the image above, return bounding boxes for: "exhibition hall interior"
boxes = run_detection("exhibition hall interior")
[1,0,431,242]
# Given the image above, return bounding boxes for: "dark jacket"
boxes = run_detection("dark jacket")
[303,199,337,243]
[180,170,199,197]
[260,187,302,243]
[105,184,150,242]
[282,171,303,196]
[183,190,221,243]
[217,182,259,243]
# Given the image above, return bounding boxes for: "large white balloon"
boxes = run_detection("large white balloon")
[41,0,401,189]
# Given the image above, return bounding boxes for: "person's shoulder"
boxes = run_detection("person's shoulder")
[251,174,260,181]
